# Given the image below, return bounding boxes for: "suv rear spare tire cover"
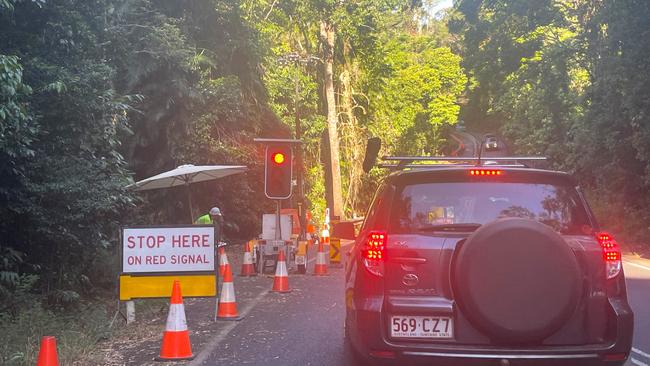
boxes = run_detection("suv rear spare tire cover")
[453,218,581,343]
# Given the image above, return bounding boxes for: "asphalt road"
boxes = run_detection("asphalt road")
[449,130,510,158]
[623,257,650,366]
[188,242,356,366]
[450,130,478,157]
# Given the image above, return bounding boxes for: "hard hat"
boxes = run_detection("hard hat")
[209,207,222,216]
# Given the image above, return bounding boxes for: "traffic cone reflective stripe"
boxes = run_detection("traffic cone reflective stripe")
[314,241,328,276]
[240,241,256,276]
[219,247,229,276]
[36,336,59,366]
[272,249,291,293]
[217,263,241,320]
[159,280,193,360]
[165,303,187,331]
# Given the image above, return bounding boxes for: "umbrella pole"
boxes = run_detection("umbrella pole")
[187,183,194,224]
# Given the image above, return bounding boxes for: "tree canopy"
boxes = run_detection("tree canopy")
[451,0,650,244]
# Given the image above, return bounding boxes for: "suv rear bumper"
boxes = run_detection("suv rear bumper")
[355,344,630,366]
[348,297,633,366]
[355,342,630,366]
[374,351,627,366]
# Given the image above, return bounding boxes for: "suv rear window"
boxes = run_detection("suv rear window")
[391,182,591,234]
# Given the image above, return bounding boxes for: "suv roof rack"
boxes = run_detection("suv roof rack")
[380,156,547,170]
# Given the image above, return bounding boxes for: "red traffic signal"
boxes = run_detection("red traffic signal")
[265,145,293,199]
[272,152,285,165]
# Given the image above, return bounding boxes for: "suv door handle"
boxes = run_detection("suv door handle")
[391,257,427,264]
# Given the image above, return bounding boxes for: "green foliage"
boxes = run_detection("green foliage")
[371,42,466,155]
[1,0,284,320]
[451,0,650,244]
[0,54,35,171]
[252,0,466,216]
[0,1,138,302]
[108,0,281,235]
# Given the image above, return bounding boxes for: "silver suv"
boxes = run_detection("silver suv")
[345,156,633,366]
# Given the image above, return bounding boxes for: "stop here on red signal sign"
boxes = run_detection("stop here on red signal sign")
[122,227,215,273]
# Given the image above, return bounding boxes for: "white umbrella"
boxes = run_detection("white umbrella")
[128,164,247,222]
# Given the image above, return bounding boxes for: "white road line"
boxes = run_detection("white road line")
[189,289,268,366]
[623,260,650,272]
[631,357,649,366]
[633,347,650,359]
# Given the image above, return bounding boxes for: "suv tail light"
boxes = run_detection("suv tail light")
[597,232,621,279]
[362,231,386,277]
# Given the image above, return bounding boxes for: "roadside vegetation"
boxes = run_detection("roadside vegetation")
[1,0,648,364]
[450,0,650,249]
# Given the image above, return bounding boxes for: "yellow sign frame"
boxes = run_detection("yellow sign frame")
[119,274,216,301]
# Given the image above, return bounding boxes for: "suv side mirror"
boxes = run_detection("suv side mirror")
[363,137,382,173]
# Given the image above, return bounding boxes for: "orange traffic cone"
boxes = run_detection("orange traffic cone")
[272,249,291,293]
[36,336,59,366]
[217,263,242,320]
[158,280,193,360]
[240,241,256,277]
[219,247,229,276]
[314,241,329,276]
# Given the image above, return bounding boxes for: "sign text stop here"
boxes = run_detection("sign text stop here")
[122,227,215,273]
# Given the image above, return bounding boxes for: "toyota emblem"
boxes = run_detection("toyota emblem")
[402,273,419,286]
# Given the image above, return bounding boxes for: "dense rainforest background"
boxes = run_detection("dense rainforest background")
[1,0,649,363]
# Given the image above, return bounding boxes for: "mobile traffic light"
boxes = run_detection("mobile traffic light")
[265,145,293,199]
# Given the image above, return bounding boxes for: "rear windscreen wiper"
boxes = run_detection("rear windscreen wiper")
[416,223,482,232]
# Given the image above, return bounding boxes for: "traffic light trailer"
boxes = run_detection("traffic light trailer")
[253,138,303,273]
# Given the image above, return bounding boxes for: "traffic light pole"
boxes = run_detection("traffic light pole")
[275,200,281,241]
[275,52,319,242]
[294,68,306,241]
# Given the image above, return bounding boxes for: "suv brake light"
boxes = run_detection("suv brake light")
[470,169,502,176]
[597,232,621,279]
[362,231,386,277]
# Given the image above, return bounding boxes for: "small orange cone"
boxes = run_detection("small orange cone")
[272,249,291,293]
[240,241,256,277]
[158,280,193,360]
[313,241,329,276]
[219,247,229,276]
[36,336,59,366]
[217,263,242,320]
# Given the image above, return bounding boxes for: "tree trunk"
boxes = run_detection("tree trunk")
[339,40,365,216]
[320,20,343,219]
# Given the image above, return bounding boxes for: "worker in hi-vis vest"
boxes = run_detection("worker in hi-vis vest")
[195,212,212,224]
[195,207,222,224]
